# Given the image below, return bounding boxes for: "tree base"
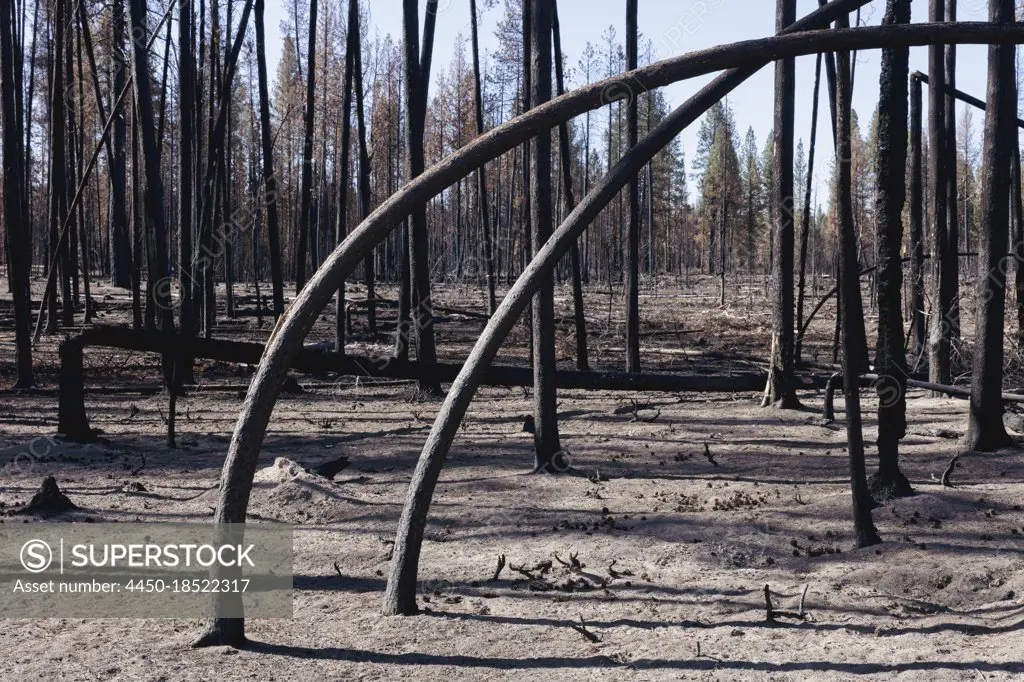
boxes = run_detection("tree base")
[191,619,246,649]
[855,527,882,549]
[963,427,1015,453]
[868,469,915,502]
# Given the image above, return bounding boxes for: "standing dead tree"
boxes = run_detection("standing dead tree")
[192,13,1024,643]
[764,0,800,409]
[294,0,318,292]
[834,12,880,548]
[625,0,640,373]
[255,0,285,318]
[908,76,927,363]
[870,0,913,501]
[551,0,589,372]
[965,0,1014,452]
[470,0,498,316]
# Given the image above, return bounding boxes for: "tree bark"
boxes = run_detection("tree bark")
[335,0,357,353]
[909,76,927,362]
[528,0,562,472]
[402,0,441,395]
[625,0,640,373]
[470,0,497,316]
[869,0,913,501]
[965,0,1014,452]
[765,0,801,408]
[928,0,953,389]
[794,52,822,364]
[294,0,318,292]
[551,0,589,371]
[109,0,131,288]
[0,0,34,386]
[944,0,960,343]
[351,0,375,335]
[254,0,285,318]
[835,27,881,548]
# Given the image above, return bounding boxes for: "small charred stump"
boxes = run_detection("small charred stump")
[16,476,80,516]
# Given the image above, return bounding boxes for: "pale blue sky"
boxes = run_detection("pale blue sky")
[265,0,993,203]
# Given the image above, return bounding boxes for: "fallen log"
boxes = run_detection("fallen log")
[821,371,1024,420]
[57,326,789,443]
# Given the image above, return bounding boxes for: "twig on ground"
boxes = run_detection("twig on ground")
[129,453,146,476]
[704,442,719,467]
[569,615,600,643]
[492,554,506,581]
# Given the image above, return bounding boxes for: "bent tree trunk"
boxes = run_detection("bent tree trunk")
[965,0,1014,452]
[380,0,877,619]
[835,32,881,548]
[869,0,913,501]
[765,0,801,408]
[199,7,1022,641]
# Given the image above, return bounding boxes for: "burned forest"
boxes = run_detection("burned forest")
[2,0,1024,678]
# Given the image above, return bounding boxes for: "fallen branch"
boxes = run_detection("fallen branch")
[569,615,600,643]
[703,442,719,467]
[491,554,506,581]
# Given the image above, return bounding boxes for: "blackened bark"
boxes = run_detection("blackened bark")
[965,0,1014,452]
[402,0,441,395]
[109,0,131,288]
[0,0,34,386]
[836,34,881,548]
[254,0,285,318]
[551,0,589,371]
[294,0,318,292]
[944,0,960,342]
[352,0,375,334]
[909,76,927,362]
[335,0,357,353]
[928,0,952,389]
[869,0,913,501]
[765,0,800,408]
[529,0,562,472]
[470,0,497,316]
[795,52,823,364]
[625,0,640,373]
[1013,137,1024,345]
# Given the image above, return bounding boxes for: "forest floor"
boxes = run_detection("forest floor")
[1,274,1023,681]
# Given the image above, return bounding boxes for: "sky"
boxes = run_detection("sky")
[264,0,994,204]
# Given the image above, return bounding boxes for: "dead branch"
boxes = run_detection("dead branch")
[703,442,720,467]
[569,615,600,643]
[941,452,962,487]
[129,453,146,477]
[491,554,506,581]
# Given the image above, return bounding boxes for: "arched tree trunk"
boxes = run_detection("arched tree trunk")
[965,0,1014,452]
[196,7,1016,640]
[869,0,913,501]
[765,0,801,408]
[835,27,881,548]
[625,0,640,373]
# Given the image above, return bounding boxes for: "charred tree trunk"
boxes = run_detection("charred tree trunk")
[402,0,441,395]
[470,0,497,316]
[795,52,823,364]
[836,31,881,548]
[529,0,562,472]
[909,76,927,363]
[551,0,589,371]
[928,0,953,389]
[869,0,913,501]
[765,0,801,408]
[351,0,375,335]
[625,0,640,373]
[965,0,1014,452]
[254,0,285,318]
[335,0,356,354]
[0,0,34,386]
[294,0,318,292]
[944,0,960,343]
[1013,135,1024,345]
[177,0,196,381]
[109,0,131,288]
